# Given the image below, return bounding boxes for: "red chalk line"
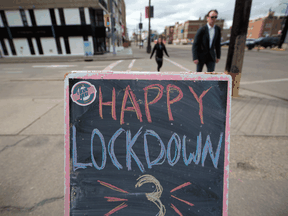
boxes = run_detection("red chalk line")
[104,197,128,202]
[170,182,191,193]
[171,195,194,206]
[104,202,128,216]
[171,203,183,216]
[98,180,129,194]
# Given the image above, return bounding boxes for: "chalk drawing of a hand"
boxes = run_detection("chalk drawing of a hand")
[135,174,166,216]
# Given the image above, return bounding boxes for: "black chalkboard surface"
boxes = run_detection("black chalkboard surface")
[64,72,231,216]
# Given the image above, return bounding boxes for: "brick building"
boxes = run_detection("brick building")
[173,22,179,43]
[164,25,174,43]
[247,10,285,39]
[171,17,224,44]
[120,0,128,41]
[221,28,231,41]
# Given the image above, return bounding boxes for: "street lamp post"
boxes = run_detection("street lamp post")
[109,0,116,55]
[278,3,288,48]
[136,24,138,46]
[147,0,151,53]
[140,13,142,47]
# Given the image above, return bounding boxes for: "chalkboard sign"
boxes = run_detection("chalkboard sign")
[64,72,231,216]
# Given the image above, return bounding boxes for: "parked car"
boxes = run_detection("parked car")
[221,39,255,50]
[252,37,280,48]
[246,39,256,50]
[260,37,279,48]
[221,40,229,46]
[253,37,264,46]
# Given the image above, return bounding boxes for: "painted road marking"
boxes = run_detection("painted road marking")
[241,78,288,85]
[2,68,23,70]
[103,60,123,72]
[164,58,190,72]
[5,71,23,74]
[84,66,107,69]
[127,59,136,72]
[32,65,76,68]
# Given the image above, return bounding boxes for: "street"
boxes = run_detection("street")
[0,44,287,216]
[1,44,288,100]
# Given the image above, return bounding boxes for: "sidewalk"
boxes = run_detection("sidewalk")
[0,46,135,64]
[231,88,288,136]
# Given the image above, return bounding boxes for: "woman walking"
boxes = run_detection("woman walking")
[150,37,169,72]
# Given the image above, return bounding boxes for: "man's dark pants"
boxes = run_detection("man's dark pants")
[196,55,216,72]
[196,61,216,72]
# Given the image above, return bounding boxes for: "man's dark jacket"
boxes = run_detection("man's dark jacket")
[192,25,221,63]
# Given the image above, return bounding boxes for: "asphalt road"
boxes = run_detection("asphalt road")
[164,45,288,100]
[1,44,287,100]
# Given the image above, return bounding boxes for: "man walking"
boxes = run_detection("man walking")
[192,9,221,72]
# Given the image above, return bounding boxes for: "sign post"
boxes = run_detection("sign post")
[65,72,231,216]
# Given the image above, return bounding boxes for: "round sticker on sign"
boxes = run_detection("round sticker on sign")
[71,81,97,106]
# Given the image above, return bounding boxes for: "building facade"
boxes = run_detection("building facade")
[173,22,179,43]
[121,0,128,41]
[0,0,126,57]
[221,28,231,41]
[172,17,224,44]
[165,26,174,43]
[247,11,285,39]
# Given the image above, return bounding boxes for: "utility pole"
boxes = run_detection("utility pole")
[109,0,116,55]
[140,13,142,47]
[147,0,151,53]
[134,29,136,45]
[225,0,252,97]
[136,25,138,46]
[278,3,288,48]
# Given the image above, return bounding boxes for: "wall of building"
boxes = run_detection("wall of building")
[0,7,107,57]
[247,11,285,39]
[165,26,174,43]
[221,28,231,41]
[171,19,224,43]
[0,0,108,10]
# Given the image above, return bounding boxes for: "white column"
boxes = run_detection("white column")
[4,39,12,56]
[84,8,90,25]
[32,38,39,55]
[60,37,66,55]
[55,8,61,25]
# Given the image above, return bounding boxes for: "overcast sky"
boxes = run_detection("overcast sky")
[124,0,288,38]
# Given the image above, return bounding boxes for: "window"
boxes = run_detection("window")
[265,23,271,28]
[263,31,269,37]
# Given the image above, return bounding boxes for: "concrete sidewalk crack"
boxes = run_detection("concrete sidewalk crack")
[241,87,288,102]
[0,136,29,154]
[0,196,64,213]
[17,103,61,135]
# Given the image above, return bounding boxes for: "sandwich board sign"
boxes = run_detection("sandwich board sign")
[64,71,231,216]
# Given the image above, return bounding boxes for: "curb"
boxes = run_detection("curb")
[0,55,141,64]
[0,48,139,64]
